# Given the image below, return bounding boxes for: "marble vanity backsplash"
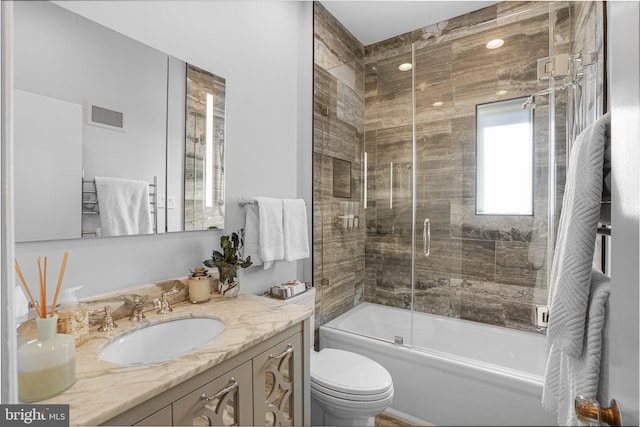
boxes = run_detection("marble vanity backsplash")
[18,270,221,343]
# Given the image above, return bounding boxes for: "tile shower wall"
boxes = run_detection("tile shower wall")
[364,2,556,332]
[313,1,603,334]
[313,3,366,329]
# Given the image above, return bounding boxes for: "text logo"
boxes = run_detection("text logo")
[1,405,69,426]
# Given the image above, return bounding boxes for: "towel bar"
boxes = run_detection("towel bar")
[81,174,158,236]
[238,197,307,207]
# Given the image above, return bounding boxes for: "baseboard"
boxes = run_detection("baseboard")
[383,407,435,426]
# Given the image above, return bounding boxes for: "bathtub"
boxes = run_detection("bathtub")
[319,302,556,426]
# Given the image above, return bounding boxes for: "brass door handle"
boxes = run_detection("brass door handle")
[575,395,621,426]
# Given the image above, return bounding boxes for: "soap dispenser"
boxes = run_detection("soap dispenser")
[56,286,89,346]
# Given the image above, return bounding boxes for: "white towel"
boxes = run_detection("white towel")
[94,176,152,237]
[282,199,310,262]
[547,112,610,357]
[254,197,284,270]
[244,203,263,267]
[542,270,610,426]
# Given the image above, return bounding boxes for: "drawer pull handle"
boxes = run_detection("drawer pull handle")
[269,344,294,360]
[201,378,238,401]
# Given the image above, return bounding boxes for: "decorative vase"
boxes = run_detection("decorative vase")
[18,315,76,402]
[188,275,211,303]
[218,276,239,298]
[217,264,239,298]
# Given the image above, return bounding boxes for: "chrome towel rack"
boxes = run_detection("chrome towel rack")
[238,197,307,207]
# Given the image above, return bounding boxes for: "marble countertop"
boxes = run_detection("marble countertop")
[39,293,311,426]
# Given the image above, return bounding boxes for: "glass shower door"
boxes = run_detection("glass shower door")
[361,44,416,345]
[409,1,555,351]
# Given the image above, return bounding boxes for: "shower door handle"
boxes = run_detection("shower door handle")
[423,218,431,256]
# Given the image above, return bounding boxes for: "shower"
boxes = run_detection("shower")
[313,0,604,339]
[312,2,604,423]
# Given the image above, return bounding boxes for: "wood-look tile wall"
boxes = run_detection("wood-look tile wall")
[313,2,366,332]
[314,1,603,334]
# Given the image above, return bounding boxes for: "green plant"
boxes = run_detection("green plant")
[203,230,252,284]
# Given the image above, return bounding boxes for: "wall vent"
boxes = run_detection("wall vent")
[88,105,125,131]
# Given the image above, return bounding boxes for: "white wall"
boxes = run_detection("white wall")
[15,1,314,299]
[1,0,19,404]
[607,2,640,424]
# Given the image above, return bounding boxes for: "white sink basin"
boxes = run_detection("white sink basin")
[100,316,225,366]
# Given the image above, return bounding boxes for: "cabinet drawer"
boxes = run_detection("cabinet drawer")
[173,360,252,426]
[134,405,172,426]
[253,332,303,426]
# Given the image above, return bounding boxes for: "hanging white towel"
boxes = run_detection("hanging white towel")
[547,112,610,357]
[254,197,284,270]
[282,199,309,262]
[244,203,263,267]
[542,270,610,426]
[94,176,152,237]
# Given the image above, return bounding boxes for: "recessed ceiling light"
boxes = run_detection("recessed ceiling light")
[496,90,509,96]
[432,101,444,107]
[486,39,505,49]
[398,63,413,71]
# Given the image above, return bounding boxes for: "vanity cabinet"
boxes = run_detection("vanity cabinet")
[101,321,308,426]
[134,406,172,426]
[253,331,303,426]
[173,360,253,426]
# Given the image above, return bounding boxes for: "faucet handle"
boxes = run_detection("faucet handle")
[155,289,179,314]
[96,305,118,332]
[129,299,153,322]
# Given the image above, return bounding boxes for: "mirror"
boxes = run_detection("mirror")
[184,64,226,231]
[12,1,225,241]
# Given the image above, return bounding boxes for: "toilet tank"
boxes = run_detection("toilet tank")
[277,286,315,350]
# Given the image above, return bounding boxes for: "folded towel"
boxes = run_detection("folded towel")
[547,112,610,357]
[94,176,152,237]
[282,199,310,262]
[542,270,610,425]
[254,197,284,270]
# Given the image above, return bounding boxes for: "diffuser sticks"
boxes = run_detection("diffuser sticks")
[15,251,69,318]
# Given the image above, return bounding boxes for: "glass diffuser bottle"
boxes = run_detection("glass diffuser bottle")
[18,314,76,402]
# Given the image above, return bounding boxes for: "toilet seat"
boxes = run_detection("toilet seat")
[310,349,393,401]
[311,379,394,402]
[311,385,394,413]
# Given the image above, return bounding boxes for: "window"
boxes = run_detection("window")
[476,97,534,215]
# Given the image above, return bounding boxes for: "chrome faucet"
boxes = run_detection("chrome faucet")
[156,289,179,315]
[91,305,118,332]
[129,297,160,322]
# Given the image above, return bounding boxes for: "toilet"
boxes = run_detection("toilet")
[280,287,394,426]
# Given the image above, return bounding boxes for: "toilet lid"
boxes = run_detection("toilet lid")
[311,349,393,396]
[311,379,394,403]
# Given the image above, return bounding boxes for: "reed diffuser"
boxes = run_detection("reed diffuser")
[15,252,76,402]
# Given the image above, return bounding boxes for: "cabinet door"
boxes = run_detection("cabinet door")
[173,360,253,426]
[134,406,172,426]
[253,332,303,426]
